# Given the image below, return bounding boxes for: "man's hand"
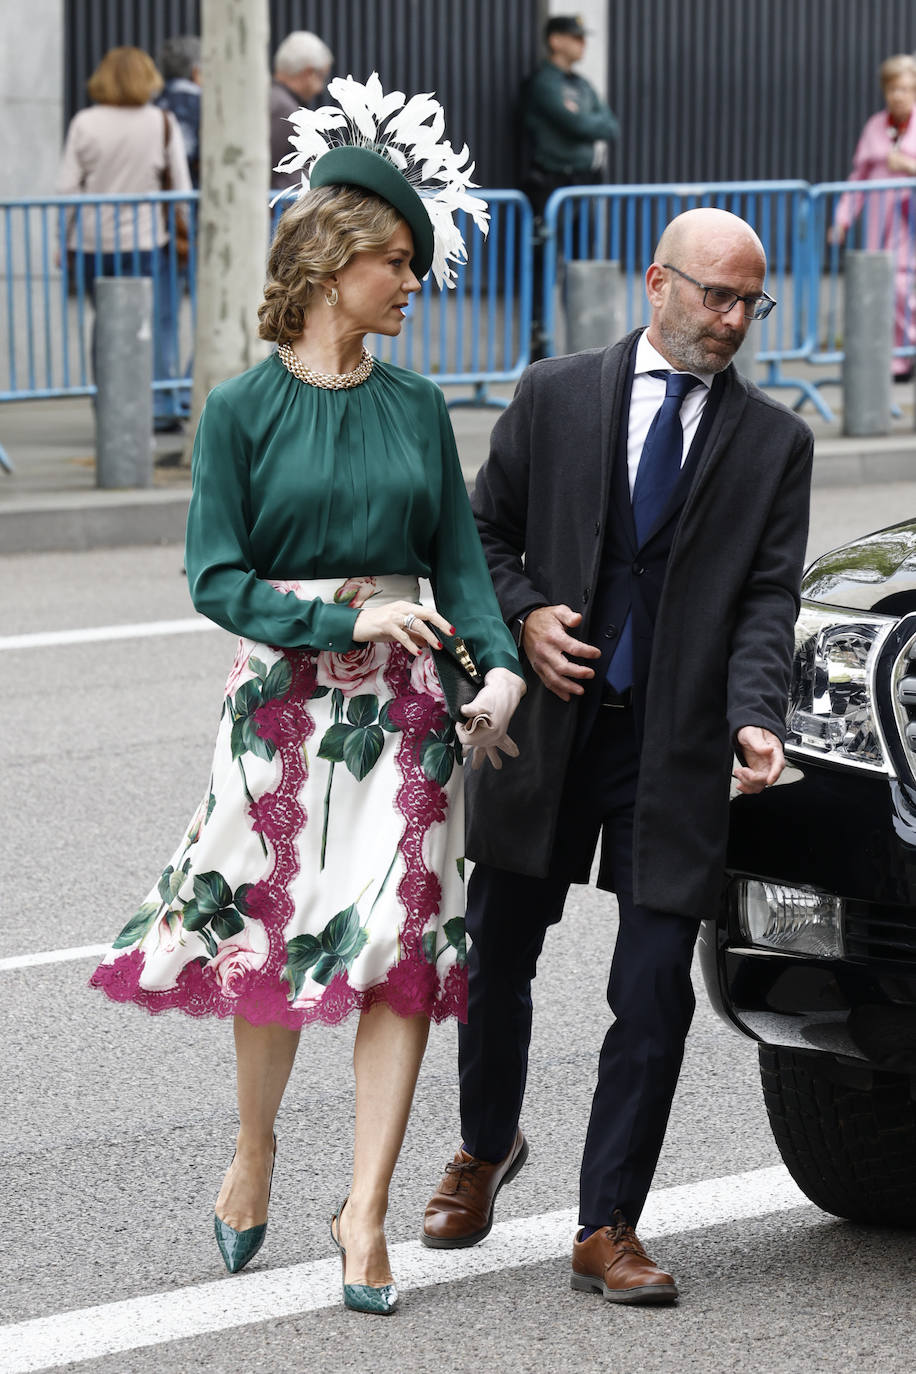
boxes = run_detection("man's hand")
[522,605,601,701]
[734,726,785,794]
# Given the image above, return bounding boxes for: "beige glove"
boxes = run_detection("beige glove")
[456,667,526,770]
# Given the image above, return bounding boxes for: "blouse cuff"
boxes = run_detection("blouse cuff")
[478,649,526,678]
[315,601,362,651]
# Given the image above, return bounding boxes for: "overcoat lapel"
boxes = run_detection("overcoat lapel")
[674,366,750,525]
[601,337,639,555]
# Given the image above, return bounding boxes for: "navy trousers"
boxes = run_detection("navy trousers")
[458,703,700,1229]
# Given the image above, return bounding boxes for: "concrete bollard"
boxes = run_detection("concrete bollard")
[843,250,894,437]
[564,260,623,352]
[95,276,154,488]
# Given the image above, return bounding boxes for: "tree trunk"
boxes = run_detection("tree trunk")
[184,0,270,462]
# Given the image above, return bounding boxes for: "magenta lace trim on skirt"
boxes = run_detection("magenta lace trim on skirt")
[90,641,466,1027]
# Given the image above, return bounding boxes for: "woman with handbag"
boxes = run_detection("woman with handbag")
[90,74,524,1316]
[57,45,192,430]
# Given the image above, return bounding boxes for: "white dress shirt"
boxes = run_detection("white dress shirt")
[626,331,715,497]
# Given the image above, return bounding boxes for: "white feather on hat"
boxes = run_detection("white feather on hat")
[273,72,489,290]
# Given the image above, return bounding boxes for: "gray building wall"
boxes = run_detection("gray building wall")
[609,0,915,184]
[1,0,64,196]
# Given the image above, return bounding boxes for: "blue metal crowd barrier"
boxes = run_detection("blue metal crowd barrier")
[540,181,827,414]
[3,177,916,470]
[0,187,529,416]
[0,191,194,405]
[808,178,916,417]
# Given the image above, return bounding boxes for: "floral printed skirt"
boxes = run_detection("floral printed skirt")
[90,575,467,1027]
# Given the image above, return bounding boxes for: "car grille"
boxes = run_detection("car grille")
[845,904,916,963]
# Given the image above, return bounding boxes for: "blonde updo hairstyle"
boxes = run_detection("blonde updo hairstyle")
[258,186,405,343]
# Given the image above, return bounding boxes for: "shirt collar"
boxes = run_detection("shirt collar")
[634,329,714,390]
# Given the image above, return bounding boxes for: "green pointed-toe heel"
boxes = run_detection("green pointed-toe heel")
[330,1198,399,1316]
[214,1135,277,1275]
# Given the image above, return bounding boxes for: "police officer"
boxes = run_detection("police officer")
[522,15,619,213]
[521,15,619,357]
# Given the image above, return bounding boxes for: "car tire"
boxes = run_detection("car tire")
[759,1044,916,1225]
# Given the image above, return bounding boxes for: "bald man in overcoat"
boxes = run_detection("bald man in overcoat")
[422,210,814,1303]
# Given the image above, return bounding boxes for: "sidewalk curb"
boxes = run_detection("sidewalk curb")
[0,489,191,554]
[811,435,916,487]
[2,440,916,553]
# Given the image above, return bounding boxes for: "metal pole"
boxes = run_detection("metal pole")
[564,260,623,352]
[842,250,894,438]
[95,276,154,488]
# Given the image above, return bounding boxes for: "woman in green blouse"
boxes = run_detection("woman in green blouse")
[91,89,524,1315]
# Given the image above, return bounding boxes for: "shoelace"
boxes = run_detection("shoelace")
[443,1157,481,1191]
[605,1216,649,1259]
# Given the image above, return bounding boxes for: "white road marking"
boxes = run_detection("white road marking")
[0,619,219,652]
[0,944,109,972]
[0,1165,811,1373]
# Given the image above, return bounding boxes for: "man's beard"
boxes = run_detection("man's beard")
[657,318,743,375]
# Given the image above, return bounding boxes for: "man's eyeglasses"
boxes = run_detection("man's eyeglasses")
[661,263,776,320]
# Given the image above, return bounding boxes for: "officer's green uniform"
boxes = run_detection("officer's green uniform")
[521,60,619,356]
[522,60,619,211]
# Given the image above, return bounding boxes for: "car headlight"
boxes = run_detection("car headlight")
[785,601,894,771]
[736,879,845,958]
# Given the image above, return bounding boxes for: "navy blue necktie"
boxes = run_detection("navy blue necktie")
[606,370,700,692]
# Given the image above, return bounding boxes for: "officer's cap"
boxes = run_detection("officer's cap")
[545,15,587,40]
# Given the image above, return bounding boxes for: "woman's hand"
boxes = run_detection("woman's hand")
[887,148,916,176]
[353,600,453,655]
[457,667,526,770]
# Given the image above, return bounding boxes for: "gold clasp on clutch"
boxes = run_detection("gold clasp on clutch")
[453,636,483,683]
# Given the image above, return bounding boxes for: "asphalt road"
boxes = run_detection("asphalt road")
[3,479,916,1373]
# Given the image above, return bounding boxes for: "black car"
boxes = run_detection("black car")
[699,517,916,1225]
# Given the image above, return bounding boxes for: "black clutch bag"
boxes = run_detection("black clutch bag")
[431,634,486,722]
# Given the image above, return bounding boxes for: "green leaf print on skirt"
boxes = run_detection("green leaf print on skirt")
[316,691,399,868]
[283,885,372,998]
[422,915,468,968]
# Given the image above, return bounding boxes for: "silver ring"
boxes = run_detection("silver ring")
[403,613,417,632]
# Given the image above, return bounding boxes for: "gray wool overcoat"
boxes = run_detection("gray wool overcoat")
[464,330,814,919]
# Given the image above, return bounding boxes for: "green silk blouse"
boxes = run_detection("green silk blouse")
[185,352,521,677]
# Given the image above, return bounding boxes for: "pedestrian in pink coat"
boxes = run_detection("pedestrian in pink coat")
[831,54,916,380]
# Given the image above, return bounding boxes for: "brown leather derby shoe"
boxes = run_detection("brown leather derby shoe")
[571,1211,678,1304]
[421,1129,529,1248]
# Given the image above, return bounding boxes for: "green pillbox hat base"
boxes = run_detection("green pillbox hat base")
[310,146,435,280]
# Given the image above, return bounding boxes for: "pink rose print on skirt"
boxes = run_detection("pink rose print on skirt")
[409,648,446,703]
[268,579,305,598]
[225,638,256,697]
[315,642,388,696]
[157,910,183,954]
[209,926,269,994]
[333,576,379,609]
[268,575,380,610]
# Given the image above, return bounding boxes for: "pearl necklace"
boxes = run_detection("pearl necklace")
[277,341,374,390]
